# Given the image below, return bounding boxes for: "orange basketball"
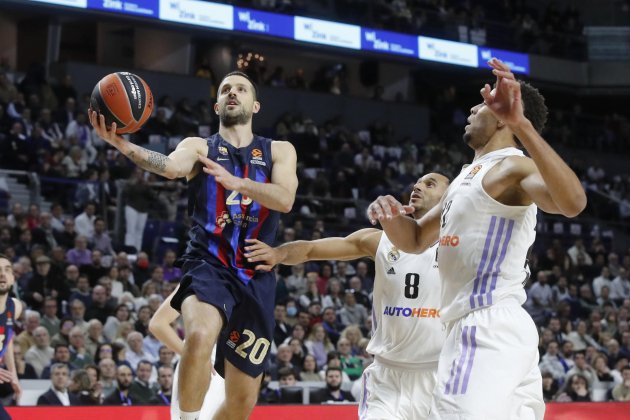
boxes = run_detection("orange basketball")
[89,72,153,134]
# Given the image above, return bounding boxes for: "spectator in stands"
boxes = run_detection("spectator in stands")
[269,344,298,380]
[74,202,96,239]
[85,285,112,324]
[305,323,335,368]
[611,268,630,302]
[299,276,322,309]
[24,255,64,312]
[285,263,307,297]
[566,320,601,352]
[568,239,593,267]
[68,326,94,369]
[322,278,344,311]
[103,364,134,405]
[539,341,570,382]
[54,218,77,250]
[258,371,280,404]
[133,305,152,337]
[98,358,118,398]
[126,331,155,370]
[314,367,354,403]
[64,264,81,290]
[556,373,591,402]
[300,354,321,382]
[338,290,368,327]
[273,303,291,348]
[593,267,614,299]
[277,367,297,387]
[15,309,41,355]
[541,371,559,402]
[13,344,37,380]
[566,352,596,386]
[69,299,87,331]
[68,369,99,405]
[143,331,162,360]
[527,271,553,325]
[85,319,106,358]
[89,218,114,259]
[66,236,92,267]
[336,337,362,381]
[129,359,158,404]
[321,306,343,346]
[24,326,53,378]
[40,296,60,337]
[155,345,176,370]
[123,169,154,253]
[150,365,174,406]
[606,339,627,368]
[41,343,75,379]
[37,363,79,406]
[93,343,114,366]
[31,212,58,251]
[612,366,630,401]
[51,317,74,347]
[104,304,131,342]
[161,250,181,283]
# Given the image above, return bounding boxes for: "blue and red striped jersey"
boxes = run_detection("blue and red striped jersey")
[185,133,281,284]
[0,298,15,361]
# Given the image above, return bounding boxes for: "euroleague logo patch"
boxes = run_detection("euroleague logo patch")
[229,330,240,343]
[105,83,118,97]
[251,149,263,159]
[465,165,482,179]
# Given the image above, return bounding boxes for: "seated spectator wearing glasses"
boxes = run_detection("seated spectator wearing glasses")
[37,363,80,406]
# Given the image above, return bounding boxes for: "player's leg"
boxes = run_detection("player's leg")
[406,367,438,420]
[510,351,545,420]
[429,305,540,420]
[213,359,261,420]
[358,362,400,420]
[179,295,223,413]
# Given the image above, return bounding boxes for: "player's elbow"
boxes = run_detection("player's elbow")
[148,317,160,336]
[279,196,295,213]
[562,192,587,218]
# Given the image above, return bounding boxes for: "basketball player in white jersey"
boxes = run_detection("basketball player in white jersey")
[149,287,226,419]
[243,172,450,419]
[367,59,586,420]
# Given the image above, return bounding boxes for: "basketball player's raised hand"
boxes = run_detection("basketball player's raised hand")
[367,195,414,225]
[243,239,282,271]
[88,110,126,147]
[198,154,243,191]
[480,58,525,128]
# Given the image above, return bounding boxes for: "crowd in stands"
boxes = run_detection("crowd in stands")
[1,55,630,407]
[240,0,587,59]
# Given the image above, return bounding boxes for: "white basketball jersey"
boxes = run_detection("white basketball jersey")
[367,233,445,367]
[438,147,537,323]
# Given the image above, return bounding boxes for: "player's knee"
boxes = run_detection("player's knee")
[184,328,215,354]
[226,389,258,413]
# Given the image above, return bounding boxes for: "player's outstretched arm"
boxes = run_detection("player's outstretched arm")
[244,228,382,271]
[368,195,441,254]
[148,286,184,355]
[89,110,204,179]
[199,141,298,213]
[481,59,587,217]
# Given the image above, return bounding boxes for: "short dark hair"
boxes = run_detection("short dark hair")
[220,71,258,100]
[54,343,70,353]
[0,253,9,263]
[325,366,342,376]
[518,80,548,137]
[278,366,296,379]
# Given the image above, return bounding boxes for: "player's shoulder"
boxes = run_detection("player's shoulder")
[270,140,297,159]
[177,136,207,150]
[11,298,22,317]
[496,154,536,179]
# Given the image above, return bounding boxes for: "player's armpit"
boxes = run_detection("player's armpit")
[166,137,208,179]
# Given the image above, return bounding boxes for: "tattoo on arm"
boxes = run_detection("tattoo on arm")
[127,149,169,175]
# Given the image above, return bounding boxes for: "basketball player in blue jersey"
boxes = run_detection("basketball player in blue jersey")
[0,254,24,416]
[89,71,298,420]
[367,59,587,420]
[243,173,450,419]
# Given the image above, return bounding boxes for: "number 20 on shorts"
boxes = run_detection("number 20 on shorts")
[234,329,270,365]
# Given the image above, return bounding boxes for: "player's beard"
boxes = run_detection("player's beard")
[219,105,251,127]
[0,285,10,295]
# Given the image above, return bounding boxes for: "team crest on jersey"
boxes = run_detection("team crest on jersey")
[216,211,232,228]
[387,247,400,263]
[465,165,482,179]
[218,146,228,155]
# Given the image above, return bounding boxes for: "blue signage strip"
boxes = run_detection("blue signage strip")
[361,28,417,57]
[87,0,158,18]
[25,0,530,74]
[478,47,529,74]
[233,7,293,39]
